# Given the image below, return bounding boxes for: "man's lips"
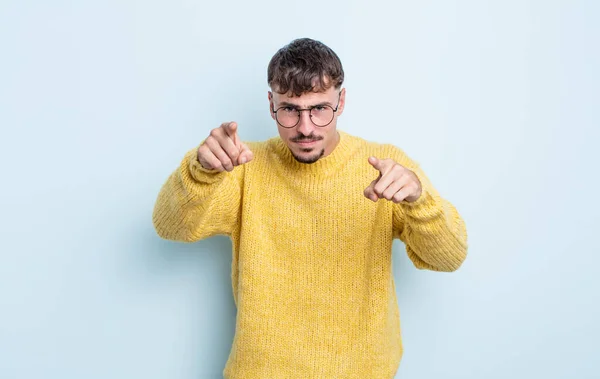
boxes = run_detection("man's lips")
[293,139,321,147]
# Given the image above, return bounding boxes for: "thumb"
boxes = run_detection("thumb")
[237,143,254,165]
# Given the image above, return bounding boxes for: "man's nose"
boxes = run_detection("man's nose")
[296,110,315,135]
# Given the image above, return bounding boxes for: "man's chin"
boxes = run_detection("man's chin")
[291,148,325,164]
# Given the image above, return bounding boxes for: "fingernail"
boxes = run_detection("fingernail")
[240,156,246,164]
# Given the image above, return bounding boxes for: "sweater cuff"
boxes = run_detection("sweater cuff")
[399,169,441,218]
[401,188,438,215]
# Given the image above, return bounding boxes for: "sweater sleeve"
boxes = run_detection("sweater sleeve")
[390,148,468,272]
[152,146,243,242]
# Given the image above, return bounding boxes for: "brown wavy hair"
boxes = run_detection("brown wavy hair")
[267,38,344,96]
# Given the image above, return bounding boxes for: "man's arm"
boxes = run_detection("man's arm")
[394,162,468,272]
[152,122,253,242]
[364,148,468,272]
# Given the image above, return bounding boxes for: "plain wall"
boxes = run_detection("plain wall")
[1,0,598,378]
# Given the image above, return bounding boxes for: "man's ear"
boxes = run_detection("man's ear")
[268,91,275,120]
[336,87,346,117]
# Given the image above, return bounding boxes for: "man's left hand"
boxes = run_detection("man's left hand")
[364,156,422,203]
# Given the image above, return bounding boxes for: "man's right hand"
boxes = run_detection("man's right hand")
[197,122,254,172]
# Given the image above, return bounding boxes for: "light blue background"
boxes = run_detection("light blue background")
[1,1,598,378]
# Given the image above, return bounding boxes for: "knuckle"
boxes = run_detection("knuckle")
[205,137,219,150]
[210,158,221,170]
[222,157,233,168]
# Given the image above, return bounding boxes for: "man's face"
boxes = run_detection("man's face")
[269,86,346,164]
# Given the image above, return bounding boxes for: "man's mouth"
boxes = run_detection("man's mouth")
[292,136,322,147]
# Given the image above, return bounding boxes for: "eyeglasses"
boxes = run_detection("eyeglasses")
[272,91,342,128]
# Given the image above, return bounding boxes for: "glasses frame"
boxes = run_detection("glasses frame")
[271,91,342,129]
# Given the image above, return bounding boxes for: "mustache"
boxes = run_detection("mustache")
[291,134,323,142]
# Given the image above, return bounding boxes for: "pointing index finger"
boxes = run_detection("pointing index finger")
[228,122,240,147]
[368,156,384,172]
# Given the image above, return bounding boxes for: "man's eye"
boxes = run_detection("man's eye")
[282,107,296,112]
[313,106,326,112]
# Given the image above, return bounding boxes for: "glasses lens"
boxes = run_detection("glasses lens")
[277,108,300,128]
[310,106,334,127]
[275,106,335,128]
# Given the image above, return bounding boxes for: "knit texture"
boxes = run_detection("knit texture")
[152,130,468,378]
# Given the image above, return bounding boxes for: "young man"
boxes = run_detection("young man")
[153,38,468,378]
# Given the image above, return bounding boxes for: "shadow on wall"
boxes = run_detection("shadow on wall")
[135,224,237,378]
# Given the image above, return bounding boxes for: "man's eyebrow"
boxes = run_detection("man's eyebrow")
[278,101,300,108]
[277,101,333,108]
[312,101,334,107]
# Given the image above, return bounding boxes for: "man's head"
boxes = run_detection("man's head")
[268,38,346,164]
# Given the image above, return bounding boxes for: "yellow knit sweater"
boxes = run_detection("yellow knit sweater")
[152,130,468,378]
